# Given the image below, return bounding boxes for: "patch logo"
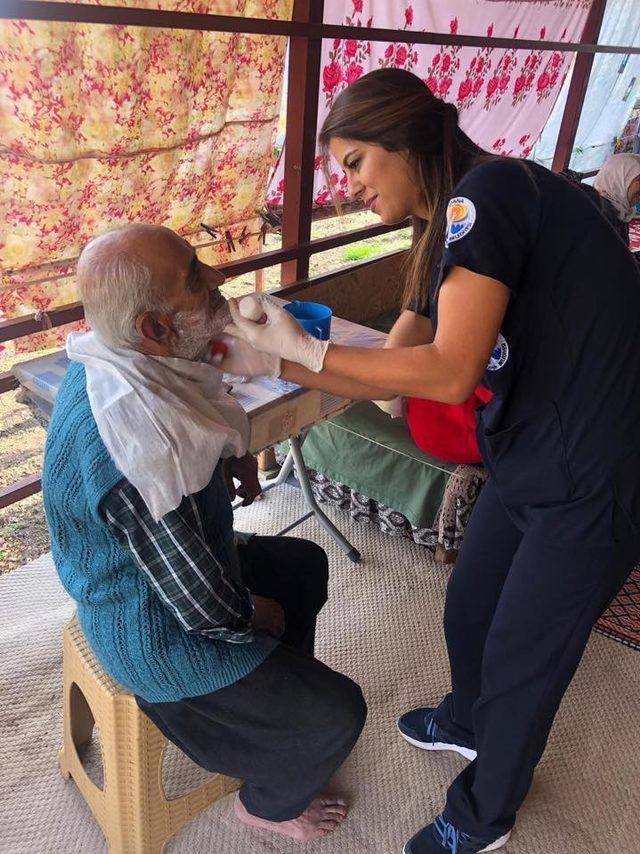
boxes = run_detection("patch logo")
[487,333,509,371]
[445,197,476,246]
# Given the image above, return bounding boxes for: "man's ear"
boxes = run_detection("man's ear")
[135,311,177,350]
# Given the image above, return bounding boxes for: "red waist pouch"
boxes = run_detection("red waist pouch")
[406,386,493,464]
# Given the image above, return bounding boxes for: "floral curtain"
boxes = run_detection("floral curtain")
[0,0,292,355]
[267,0,592,208]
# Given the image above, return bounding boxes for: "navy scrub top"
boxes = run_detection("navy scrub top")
[422,159,640,543]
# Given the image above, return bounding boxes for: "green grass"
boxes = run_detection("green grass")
[341,242,383,263]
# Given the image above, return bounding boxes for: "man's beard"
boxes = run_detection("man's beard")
[172,299,231,362]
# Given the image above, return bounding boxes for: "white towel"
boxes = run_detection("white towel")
[66,331,249,521]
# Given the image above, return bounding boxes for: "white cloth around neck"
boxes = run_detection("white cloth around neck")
[67,332,249,521]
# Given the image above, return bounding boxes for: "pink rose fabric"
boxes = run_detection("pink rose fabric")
[346,63,364,84]
[267,1,590,211]
[2,0,290,354]
[345,39,358,58]
[323,62,343,93]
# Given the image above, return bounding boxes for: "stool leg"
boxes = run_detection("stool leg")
[61,618,242,853]
[117,698,240,854]
[59,681,113,845]
[102,696,173,854]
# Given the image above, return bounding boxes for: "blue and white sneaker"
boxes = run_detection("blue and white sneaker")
[397,708,477,761]
[403,815,511,853]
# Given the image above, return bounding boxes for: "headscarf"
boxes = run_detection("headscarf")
[593,153,640,222]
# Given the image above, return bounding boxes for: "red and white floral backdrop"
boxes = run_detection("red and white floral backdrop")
[0,0,292,355]
[267,0,592,208]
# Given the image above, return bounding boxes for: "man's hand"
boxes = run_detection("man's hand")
[224,452,262,506]
[250,594,285,638]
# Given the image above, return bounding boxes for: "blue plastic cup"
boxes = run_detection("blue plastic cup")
[283,300,332,340]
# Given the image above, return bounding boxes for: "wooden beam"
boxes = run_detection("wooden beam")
[0,302,84,344]
[280,0,324,285]
[0,371,19,394]
[551,0,608,173]
[2,3,638,56]
[0,473,42,509]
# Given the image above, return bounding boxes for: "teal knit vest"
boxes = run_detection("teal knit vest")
[43,362,275,702]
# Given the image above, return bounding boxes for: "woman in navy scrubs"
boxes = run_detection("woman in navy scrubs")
[225,69,640,854]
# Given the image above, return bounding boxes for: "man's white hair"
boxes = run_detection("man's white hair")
[76,226,172,349]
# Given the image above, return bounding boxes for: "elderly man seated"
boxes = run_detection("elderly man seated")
[42,224,366,842]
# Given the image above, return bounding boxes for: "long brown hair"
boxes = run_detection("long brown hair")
[318,68,489,311]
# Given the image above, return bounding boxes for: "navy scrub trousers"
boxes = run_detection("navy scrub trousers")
[433,477,639,839]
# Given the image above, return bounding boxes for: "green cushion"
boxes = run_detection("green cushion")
[300,402,457,530]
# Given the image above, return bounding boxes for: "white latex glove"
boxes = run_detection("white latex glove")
[373,396,405,418]
[211,334,282,379]
[227,295,330,373]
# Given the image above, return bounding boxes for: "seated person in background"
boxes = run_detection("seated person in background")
[579,153,640,252]
[42,224,366,843]
[593,152,640,228]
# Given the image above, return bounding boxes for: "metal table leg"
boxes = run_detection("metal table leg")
[287,435,361,562]
[235,437,361,562]
[260,449,295,495]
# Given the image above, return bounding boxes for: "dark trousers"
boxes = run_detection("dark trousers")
[435,478,639,839]
[136,535,367,822]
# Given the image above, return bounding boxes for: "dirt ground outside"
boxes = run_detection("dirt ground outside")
[0,214,410,574]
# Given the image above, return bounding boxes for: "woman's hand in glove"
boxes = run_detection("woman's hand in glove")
[227,295,329,373]
[211,334,282,379]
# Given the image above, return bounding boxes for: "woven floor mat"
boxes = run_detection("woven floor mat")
[1,485,638,853]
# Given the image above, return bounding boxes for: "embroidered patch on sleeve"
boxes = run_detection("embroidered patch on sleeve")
[487,333,509,371]
[445,197,476,247]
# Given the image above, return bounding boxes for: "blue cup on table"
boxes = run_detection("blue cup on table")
[283,301,332,340]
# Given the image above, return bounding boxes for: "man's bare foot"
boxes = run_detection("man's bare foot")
[234,792,349,842]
